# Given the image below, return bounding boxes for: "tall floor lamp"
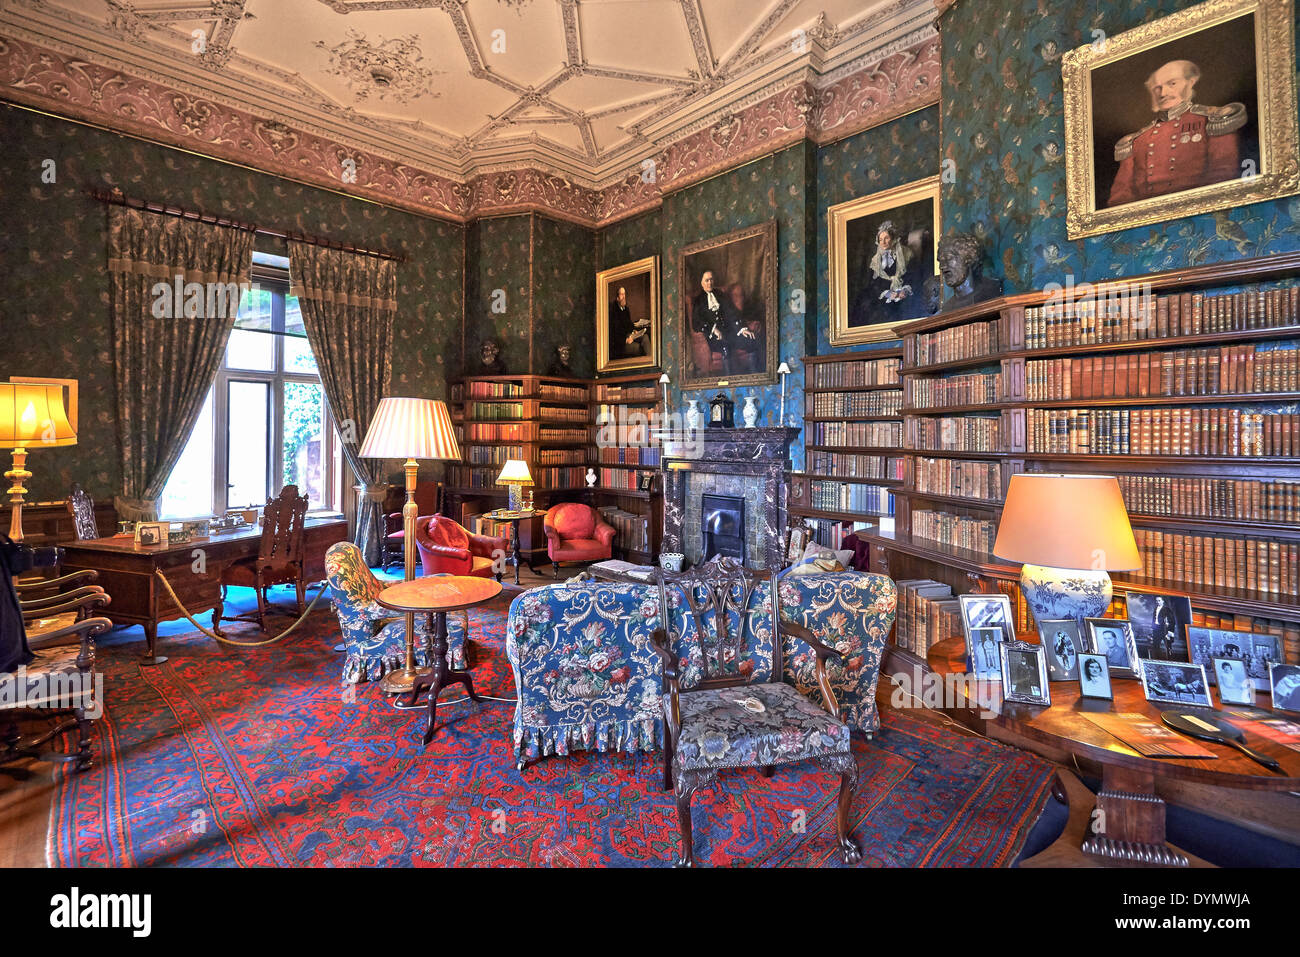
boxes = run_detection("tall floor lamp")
[359,397,462,694]
[0,383,78,542]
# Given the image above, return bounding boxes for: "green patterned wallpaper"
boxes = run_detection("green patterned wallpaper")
[464,215,532,376]
[533,215,597,378]
[0,105,463,502]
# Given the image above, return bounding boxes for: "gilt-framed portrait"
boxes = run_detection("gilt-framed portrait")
[828,176,940,346]
[1062,0,1299,239]
[596,256,660,374]
[679,221,778,389]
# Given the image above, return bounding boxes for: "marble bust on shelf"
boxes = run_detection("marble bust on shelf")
[936,232,1002,312]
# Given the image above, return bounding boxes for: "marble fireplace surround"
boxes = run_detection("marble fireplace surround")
[660,427,799,571]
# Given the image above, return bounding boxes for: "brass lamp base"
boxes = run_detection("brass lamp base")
[380,664,433,695]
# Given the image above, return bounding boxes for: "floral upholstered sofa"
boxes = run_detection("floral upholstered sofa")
[504,571,896,767]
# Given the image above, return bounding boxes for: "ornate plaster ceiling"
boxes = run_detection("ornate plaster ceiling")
[1,0,936,192]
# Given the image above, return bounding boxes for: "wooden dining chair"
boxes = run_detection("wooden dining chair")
[220,485,309,631]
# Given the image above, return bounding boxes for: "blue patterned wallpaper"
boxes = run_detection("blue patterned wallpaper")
[940,0,1300,294]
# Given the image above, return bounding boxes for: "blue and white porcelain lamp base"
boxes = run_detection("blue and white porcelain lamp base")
[1018,563,1113,628]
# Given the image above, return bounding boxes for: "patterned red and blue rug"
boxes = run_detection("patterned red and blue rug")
[50,592,1054,867]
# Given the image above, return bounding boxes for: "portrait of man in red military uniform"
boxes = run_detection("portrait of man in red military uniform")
[1106,59,1248,208]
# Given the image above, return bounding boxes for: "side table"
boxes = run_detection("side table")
[377,576,503,745]
[483,508,543,585]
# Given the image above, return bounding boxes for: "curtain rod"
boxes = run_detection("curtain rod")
[87,186,407,263]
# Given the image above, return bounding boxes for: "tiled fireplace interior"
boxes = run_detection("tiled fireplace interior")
[684,473,768,569]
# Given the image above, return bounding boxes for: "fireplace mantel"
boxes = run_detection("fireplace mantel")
[659,427,799,570]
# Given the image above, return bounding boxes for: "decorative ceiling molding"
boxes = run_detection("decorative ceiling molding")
[0,4,940,228]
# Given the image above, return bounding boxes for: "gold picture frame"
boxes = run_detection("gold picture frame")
[1063,0,1299,239]
[679,221,779,389]
[828,176,940,347]
[596,256,660,374]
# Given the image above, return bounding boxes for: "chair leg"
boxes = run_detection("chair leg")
[819,754,861,865]
[761,765,775,778]
[295,574,306,615]
[73,709,93,772]
[255,577,267,632]
[674,775,700,868]
[552,562,560,580]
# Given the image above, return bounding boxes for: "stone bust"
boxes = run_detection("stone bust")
[936,232,1002,311]
[479,338,506,374]
[546,344,573,376]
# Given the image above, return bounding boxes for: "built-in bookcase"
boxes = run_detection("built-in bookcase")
[591,371,664,563]
[791,348,904,549]
[864,252,1300,667]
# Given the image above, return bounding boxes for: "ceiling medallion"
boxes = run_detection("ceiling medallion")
[315,30,443,104]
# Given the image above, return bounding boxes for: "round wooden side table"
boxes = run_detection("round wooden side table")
[927,636,1300,867]
[483,508,543,584]
[377,575,502,746]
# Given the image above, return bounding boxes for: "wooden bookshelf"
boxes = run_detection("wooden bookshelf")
[863,251,1300,667]
[791,348,903,549]
[591,370,664,564]
[447,374,594,566]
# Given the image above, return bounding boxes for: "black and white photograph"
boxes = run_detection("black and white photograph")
[1212,657,1256,706]
[1188,626,1283,685]
[1140,660,1212,706]
[1000,640,1052,706]
[1270,663,1300,713]
[1037,618,1082,681]
[1079,653,1114,700]
[1085,617,1141,678]
[967,626,1004,682]
[1126,593,1192,662]
[958,593,1015,643]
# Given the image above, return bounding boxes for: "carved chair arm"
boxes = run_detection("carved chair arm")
[780,619,843,722]
[21,590,110,624]
[650,626,682,744]
[19,585,107,613]
[26,614,112,659]
[14,569,99,596]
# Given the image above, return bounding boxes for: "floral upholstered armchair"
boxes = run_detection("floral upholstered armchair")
[504,565,897,767]
[325,542,467,684]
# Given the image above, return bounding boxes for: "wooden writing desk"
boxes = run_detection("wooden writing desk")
[59,518,347,664]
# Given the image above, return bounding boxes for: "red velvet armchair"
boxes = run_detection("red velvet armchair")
[415,514,507,580]
[543,503,616,578]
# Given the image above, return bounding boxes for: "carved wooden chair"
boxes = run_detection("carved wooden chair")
[220,484,309,631]
[650,555,860,867]
[65,483,100,541]
[5,575,113,771]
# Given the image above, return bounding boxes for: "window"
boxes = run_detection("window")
[160,261,344,519]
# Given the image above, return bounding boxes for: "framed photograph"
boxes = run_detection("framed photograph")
[784,523,811,566]
[966,627,1005,682]
[1126,592,1192,662]
[1037,618,1083,680]
[596,256,660,374]
[134,521,168,547]
[1085,618,1141,678]
[1140,660,1212,707]
[958,593,1015,640]
[1211,657,1256,706]
[679,221,778,389]
[1000,640,1052,706]
[1079,653,1114,700]
[828,176,940,346]
[1187,625,1283,685]
[1269,662,1300,713]
[637,471,656,493]
[1062,0,1299,239]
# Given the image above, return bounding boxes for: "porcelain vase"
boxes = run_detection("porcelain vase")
[1019,563,1112,628]
[685,399,701,430]
[742,395,758,427]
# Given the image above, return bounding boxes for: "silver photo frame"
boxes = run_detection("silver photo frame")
[1000,639,1052,706]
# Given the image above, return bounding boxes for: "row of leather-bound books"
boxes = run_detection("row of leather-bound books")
[807,481,894,515]
[907,371,1001,409]
[1130,529,1299,598]
[809,357,900,388]
[910,509,996,554]
[1025,343,1298,400]
[806,451,904,480]
[1026,408,1297,457]
[597,506,649,550]
[810,420,903,447]
[806,390,903,417]
[912,320,999,367]
[912,457,1004,502]
[910,415,1000,452]
[1114,474,1300,524]
[1024,283,1300,349]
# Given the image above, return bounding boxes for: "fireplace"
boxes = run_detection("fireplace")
[701,493,745,563]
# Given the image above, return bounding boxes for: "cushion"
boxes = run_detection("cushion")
[786,555,845,576]
[674,681,851,772]
[429,515,470,551]
[467,555,497,578]
[802,541,853,568]
[551,503,596,541]
[551,537,609,561]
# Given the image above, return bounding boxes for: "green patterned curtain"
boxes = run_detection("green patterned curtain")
[287,241,397,566]
[108,206,254,522]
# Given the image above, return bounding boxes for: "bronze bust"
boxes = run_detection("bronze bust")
[936,232,1002,311]
[479,338,506,375]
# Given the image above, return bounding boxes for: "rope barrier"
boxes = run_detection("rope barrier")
[154,569,328,647]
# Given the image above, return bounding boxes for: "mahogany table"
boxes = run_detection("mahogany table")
[927,636,1300,867]
[483,508,543,584]
[59,518,346,665]
[376,575,502,745]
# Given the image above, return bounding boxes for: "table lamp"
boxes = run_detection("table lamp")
[496,459,534,512]
[993,473,1140,627]
[359,397,461,694]
[0,383,78,541]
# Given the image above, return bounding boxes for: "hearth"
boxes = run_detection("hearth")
[701,493,745,563]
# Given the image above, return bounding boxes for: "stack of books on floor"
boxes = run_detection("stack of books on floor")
[597,506,649,552]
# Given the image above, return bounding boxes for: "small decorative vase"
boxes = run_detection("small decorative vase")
[685,399,701,430]
[742,395,759,428]
[660,552,685,573]
[1019,563,1113,628]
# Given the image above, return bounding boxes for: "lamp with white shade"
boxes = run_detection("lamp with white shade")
[358,397,462,694]
[992,472,1141,628]
[0,382,78,542]
[777,361,791,424]
[495,459,534,512]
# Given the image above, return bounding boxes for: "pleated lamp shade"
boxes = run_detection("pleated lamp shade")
[358,397,461,461]
[495,459,534,486]
[0,383,77,449]
[993,473,1140,571]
